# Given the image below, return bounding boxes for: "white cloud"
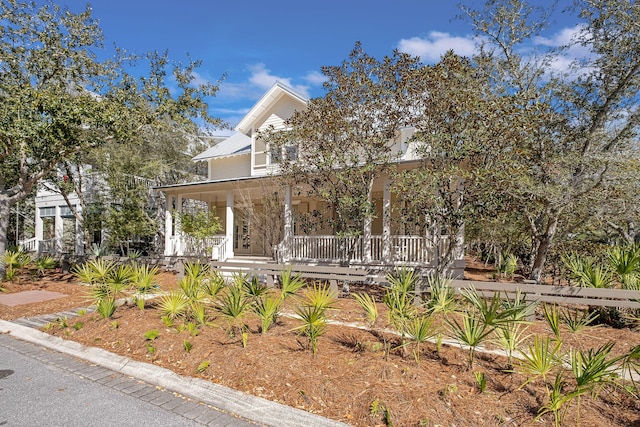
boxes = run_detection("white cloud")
[534,25,584,48]
[304,70,326,85]
[533,25,593,76]
[216,81,255,100]
[216,63,313,102]
[190,71,212,87]
[247,63,310,97]
[397,32,477,62]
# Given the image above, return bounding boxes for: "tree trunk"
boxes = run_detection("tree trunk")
[0,196,12,276]
[0,196,10,256]
[529,214,559,284]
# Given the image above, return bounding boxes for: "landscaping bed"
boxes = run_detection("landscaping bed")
[1,268,639,426]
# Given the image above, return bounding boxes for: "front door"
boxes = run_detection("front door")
[234,212,251,255]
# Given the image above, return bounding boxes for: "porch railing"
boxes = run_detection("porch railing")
[39,237,62,253]
[211,237,228,261]
[288,235,454,265]
[18,237,38,253]
[168,235,228,259]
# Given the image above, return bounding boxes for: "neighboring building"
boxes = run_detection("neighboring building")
[157,82,465,274]
[20,169,107,255]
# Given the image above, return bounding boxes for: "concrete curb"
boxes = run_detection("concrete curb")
[0,320,349,427]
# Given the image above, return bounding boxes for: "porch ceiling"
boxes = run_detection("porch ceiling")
[157,176,284,203]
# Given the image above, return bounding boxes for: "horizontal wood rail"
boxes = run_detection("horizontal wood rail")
[209,261,373,289]
[447,280,640,309]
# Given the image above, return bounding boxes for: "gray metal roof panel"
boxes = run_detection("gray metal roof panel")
[191,132,251,161]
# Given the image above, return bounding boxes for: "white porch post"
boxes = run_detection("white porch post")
[54,205,63,252]
[164,195,174,256]
[282,185,293,262]
[176,195,183,256]
[382,178,391,263]
[363,191,372,264]
[75,204,84,255]
[225,191,234,259]
[35,208,43,253]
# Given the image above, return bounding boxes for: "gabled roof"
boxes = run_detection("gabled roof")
[191,132,251,162]
[235,82,308,135]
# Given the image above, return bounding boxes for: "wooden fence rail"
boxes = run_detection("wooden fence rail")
[447,280,640,309]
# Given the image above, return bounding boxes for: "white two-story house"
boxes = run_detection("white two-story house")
[157,82,465,274]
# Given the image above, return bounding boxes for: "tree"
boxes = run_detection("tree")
[236,179,286,258]
[53,127,210,254]
[0,1,221,256]
[263,42,420,261]
[396,52,523,273]
[462,0,640,281]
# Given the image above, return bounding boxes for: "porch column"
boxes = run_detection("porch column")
[164,195,174,256]
[382,178,391,263]
[225,191,234,259]
[454,223,465,272]
[75,203,84,255]
[282,185,292,262]
[54,205,63,252]
[176,195,183,256]
[35,209,43,253]
[363,191,372,264]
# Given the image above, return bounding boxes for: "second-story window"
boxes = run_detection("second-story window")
[285,145,298,161]
[269,145,282,164]
[269,144,298,164]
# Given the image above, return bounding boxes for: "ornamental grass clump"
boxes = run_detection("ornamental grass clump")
[2,250,31,282]
[383,267,418,339]
[402,313,437,363]
[215,283,253,347]
[131,263,159,309]
[447,310,492,369]
[279,267,305,299]
[35,256,57,276]
[74,259,132,319]
[253,290,283,334]
[449,287,532,368]
[293,283,338,355]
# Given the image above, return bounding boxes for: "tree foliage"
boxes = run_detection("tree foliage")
[178,209,222,241]
[461,0,640,280]
[0,0,222,255]
[263,42,420,236]
[395,52,523,272]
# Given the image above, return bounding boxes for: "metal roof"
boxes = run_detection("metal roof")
[191,132,251,162]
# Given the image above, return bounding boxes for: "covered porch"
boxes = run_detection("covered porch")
[158,176,464,273]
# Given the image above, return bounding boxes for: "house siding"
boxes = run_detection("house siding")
[208,154,251,180]
[252,111,290,176]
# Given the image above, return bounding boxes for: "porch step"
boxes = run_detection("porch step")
[226,256,276,264]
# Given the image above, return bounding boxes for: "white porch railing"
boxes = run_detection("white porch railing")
[39,237,62,253]
[211,236,228,261]
[168,235,228,260]
[18,237,38,253]
[288,235,454,265]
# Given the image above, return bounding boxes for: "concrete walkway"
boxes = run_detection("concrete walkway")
[0,314,349,427]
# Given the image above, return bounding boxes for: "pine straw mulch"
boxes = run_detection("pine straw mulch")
[1,270,640,426]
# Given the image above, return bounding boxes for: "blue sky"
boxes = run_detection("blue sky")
[59,0,578,130]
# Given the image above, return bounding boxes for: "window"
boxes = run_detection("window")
[59,206,74,217]
[269,145,282,164]
[39,207,55,217]
[285,145,298,161]
[269,144,298,164]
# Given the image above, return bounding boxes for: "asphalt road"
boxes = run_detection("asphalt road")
[0,334,254,426]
